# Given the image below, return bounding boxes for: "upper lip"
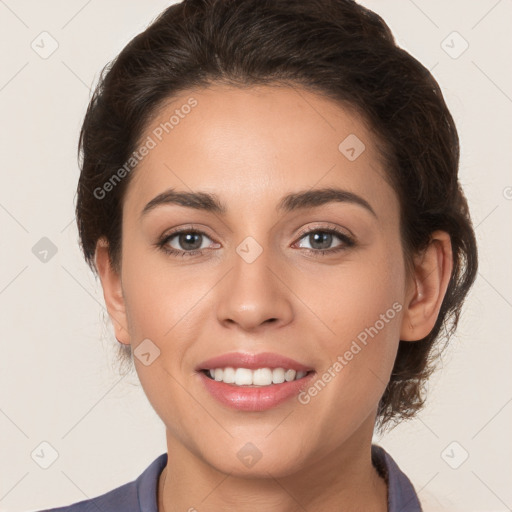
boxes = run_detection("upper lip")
[195,352,314,372]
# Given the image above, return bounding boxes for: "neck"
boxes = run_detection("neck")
[158,424,387,512]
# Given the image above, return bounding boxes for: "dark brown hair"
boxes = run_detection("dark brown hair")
[76,0,478,429]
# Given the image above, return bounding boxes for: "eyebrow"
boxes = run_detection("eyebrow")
[140,187,377,219]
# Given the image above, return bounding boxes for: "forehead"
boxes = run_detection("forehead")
[124,84,397,222]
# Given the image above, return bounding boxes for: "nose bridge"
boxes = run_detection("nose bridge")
[215,233,293,330]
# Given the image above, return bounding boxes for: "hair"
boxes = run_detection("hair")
[76,0,478,430]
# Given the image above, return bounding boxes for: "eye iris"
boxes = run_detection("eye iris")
[310,232,332,250]
[179,232,202,250]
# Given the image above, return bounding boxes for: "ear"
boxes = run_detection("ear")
[94,237,130,345]
[400,230,453,342]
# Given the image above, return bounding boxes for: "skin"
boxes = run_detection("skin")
[95,84,453,512]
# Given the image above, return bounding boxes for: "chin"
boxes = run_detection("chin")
[191,431,317,478]
[209,448,310,479]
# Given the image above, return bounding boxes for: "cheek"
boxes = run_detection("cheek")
[303,245,406,405]
[119,246,203,430]
[308,244,405,338]
[120,235,203,339]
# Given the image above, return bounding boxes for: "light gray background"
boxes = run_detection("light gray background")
[0,1,511,511]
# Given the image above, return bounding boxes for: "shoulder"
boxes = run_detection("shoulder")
[372,444,423,512]
[373,445,457,512]
[35,481,138,512]
[32,453,168,512]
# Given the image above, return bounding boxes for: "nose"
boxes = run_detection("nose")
[215,246,294,332]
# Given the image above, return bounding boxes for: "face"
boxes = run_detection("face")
[113,84,411,477]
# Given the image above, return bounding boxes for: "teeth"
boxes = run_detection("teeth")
[222,367,235,383]
[205,367,309,386]
[235,368,253,386]
[272,368,285,384]
[285,369,296,382]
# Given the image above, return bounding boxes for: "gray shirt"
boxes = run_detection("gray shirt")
[37,444,422,511]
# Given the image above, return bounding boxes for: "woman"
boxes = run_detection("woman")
[39,0,478,510]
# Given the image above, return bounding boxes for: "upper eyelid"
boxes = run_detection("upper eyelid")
[295,222,354,240]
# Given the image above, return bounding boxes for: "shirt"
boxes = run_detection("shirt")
[36,444,423,511]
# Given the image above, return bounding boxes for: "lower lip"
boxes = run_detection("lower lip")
[198,371,316,412]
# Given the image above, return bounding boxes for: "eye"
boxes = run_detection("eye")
[157,229,219,257]
[294,227,355,255]
[156,225,355,258]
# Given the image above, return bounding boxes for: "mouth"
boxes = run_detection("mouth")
[200,367,314,386]
[195,351,316,411]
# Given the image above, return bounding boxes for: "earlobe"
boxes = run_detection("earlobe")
[94,238,130,345]
[400,231,453,342]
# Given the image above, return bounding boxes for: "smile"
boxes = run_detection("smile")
[202,367,311,386]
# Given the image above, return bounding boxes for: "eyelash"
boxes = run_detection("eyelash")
[156,225,355,258]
